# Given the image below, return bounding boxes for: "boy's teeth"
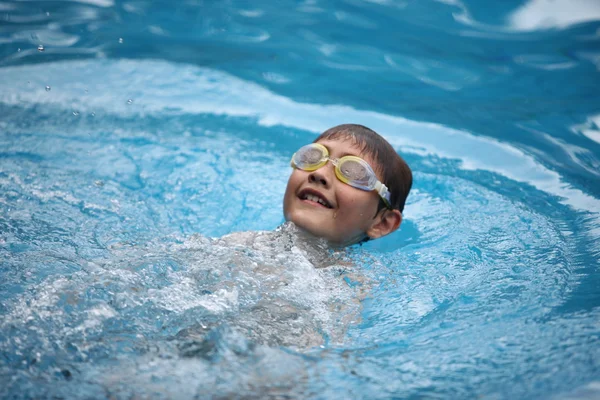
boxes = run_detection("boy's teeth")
[305,194,329,207]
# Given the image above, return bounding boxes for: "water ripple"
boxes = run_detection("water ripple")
[0,59,597,216]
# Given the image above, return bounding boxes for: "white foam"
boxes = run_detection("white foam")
[150,277,240,313]
[508,0,600,31]
[573,113,600,145]
[436,0,600,33]
[74,304,117,332]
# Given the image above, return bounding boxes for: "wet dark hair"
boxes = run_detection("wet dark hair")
[314,124,412,214]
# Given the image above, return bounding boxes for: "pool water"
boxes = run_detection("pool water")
[1,0,599,398]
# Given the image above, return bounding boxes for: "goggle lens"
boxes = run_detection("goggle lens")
[336,157,376,189]
[294,145,327,170]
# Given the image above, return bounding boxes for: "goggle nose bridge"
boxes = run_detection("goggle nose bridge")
[315,155,341,169]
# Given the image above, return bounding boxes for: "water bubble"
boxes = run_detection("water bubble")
[72,111,79,116]
[118,38,123,44]
[127,99,133,105]
[91,112,95,117]
[84,89,88,94]
[61,369,72,381]
[46,12,50,16]
[17,48,21,52]
[37,44,44,52]
[45,86,51,91]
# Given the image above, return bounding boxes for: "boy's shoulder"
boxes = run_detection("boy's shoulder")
[217,230,268,247]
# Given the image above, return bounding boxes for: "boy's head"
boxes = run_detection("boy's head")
[283,124,412,246]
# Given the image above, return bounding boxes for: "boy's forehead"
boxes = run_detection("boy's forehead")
[316,137,364,154]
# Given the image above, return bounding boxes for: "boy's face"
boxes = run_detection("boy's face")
[283,137,384,246]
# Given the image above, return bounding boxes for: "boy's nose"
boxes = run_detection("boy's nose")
[308,169,329,187]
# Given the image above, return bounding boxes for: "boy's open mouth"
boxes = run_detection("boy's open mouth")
[298,188,333,209]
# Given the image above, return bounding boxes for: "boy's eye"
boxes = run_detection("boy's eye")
[341,161,367,179]
[302,148,324,163]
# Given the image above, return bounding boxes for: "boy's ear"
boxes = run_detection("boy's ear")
[366,209,402,240]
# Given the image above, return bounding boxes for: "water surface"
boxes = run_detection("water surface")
[1,0,599,398]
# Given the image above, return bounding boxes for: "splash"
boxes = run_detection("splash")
[0,222,363,397]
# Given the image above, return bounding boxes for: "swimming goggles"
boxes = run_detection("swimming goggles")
[290,143,391,208]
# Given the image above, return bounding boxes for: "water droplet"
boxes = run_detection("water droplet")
[91,112,95,117]
[37,44,44,52]
[17,48,21,52]
[127,99,133,105]
[45,86,51,91]
[72,111,79,116]
[118,38,123,44]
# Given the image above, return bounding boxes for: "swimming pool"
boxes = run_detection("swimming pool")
[1,0,599,398]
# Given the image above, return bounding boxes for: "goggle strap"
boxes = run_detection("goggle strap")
[375,182,392,207]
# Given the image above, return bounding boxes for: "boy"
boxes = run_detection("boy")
[176,124,412,353]
[284,123,412,247]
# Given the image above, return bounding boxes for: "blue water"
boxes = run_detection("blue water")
[1,0,600,398]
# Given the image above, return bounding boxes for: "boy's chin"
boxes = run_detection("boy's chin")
[284,211,336,242]
[284,211,364,247]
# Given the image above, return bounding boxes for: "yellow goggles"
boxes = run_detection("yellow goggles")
[290,143,391,208]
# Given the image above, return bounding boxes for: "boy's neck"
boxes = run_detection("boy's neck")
[276,222,346,268]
